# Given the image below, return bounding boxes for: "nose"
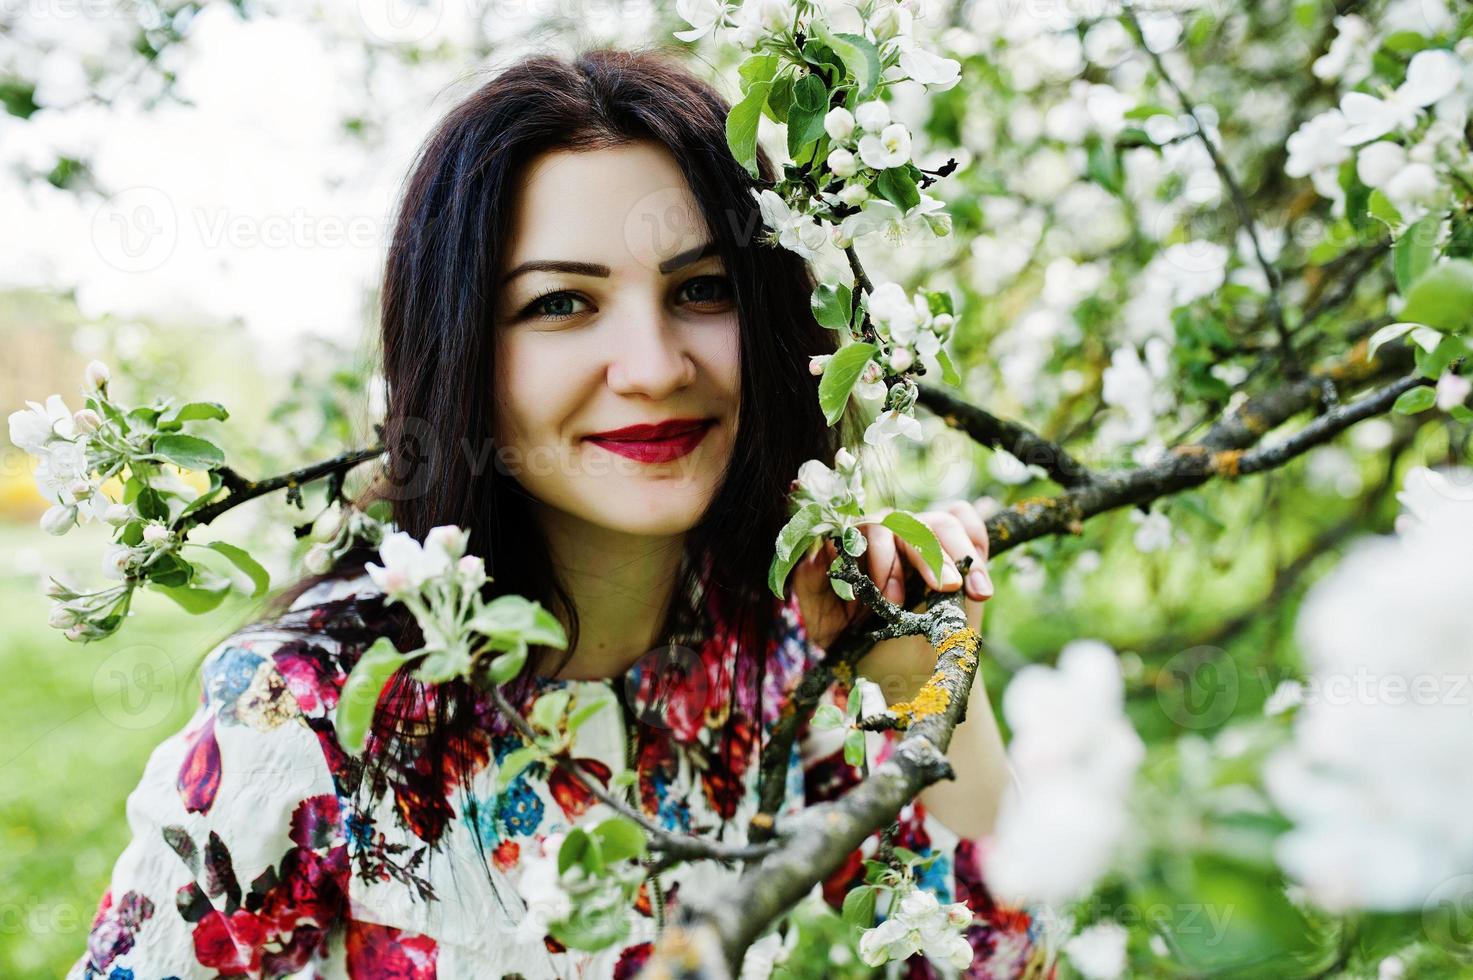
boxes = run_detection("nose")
[605,301,698,398]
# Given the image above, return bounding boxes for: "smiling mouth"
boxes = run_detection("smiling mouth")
[584,419,716,464]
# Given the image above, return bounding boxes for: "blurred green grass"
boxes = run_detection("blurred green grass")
[0,520,261,978]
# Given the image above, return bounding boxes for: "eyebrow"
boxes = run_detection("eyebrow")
[500,240,720,284]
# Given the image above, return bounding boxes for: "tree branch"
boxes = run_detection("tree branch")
[915,382,1095,488]
[186,443,387,527]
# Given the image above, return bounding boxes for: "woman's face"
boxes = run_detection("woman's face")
[491,141,742,538]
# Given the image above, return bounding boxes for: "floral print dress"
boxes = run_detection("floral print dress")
[69,564,1055,979]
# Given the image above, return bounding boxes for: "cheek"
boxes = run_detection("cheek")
[492,333,573,444]
[701,315,743,406]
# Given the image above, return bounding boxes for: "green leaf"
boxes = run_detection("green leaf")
[592,817,647,864]
[1395,215,1439,294]
[768,503,827,599]
[471,596,567,648]
[1393,386,1437,414]
[925,290,955,317]
[1398,259,1473,333]
[812,282,854,332]
[935,348,962,387]
[738,53,779,93]
[487,646,527,683]
[568,696,610,732]
[151,433,225,471]
[787,72,829,158]
[812,21,882,97]
[200,540,269,597]
[841,524,867,557]
[841,885,877,929]
[727,81,773,179]
[1366,321,1420,360]
[812,704,845,729]
[144,552,193,588]
[559,827,597,875]
[1368,189,1404,234]
[159,401,229,429]
[336,636,413,756]
[1415,334,1469,380]
[878,511,943,583]
[764,70,795,124]
[818,342,879,425]
[496,745,540,790]
[151,574,232,614]
[1085,137,1123,194]
[134,486,168,522]
[843,727,866,767]
[530,689,572,734]
[776,503,826,561]
[830,576,854,601]
[874,167,921,212]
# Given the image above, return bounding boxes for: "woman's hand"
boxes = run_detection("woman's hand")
[791,498,995,654]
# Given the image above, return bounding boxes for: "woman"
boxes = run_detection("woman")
[70,47,1046,979]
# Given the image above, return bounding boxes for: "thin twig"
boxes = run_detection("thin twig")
[915,382,1095,488]
[1122,3,1296,372]
[185,444,387,527]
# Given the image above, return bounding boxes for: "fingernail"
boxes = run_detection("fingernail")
[967,569,992,598]
[941,563,961,588]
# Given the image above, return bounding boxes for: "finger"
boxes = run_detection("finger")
[926,512,985,596]
[944,500,994,599]
[863,524,904,605]
[946,499,990,563]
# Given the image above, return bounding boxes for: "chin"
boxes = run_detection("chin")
[574,479,720,537]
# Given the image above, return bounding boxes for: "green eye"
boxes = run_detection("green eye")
[522,290,588,321]
[680,275,734,306]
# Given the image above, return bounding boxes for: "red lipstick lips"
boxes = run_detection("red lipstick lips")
[584,417,715,463]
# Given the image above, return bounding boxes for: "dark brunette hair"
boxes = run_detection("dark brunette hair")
[242,45,867,847]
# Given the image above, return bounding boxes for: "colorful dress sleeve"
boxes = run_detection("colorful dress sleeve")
[791,621,1054,978]
[67,629,352,980]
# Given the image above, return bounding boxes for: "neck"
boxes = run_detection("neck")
[532,502,686,682]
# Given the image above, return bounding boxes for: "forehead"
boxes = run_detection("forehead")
[502,142,714,273]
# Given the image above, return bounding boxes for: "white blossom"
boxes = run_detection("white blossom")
[826,147,859,178]
[1130,508,1174,553]
[1266,468,1473,911]
[9,395,78,453]
[863,408,924,448]
[897,43,961,91]
[986,640,1144,905]
[1064,921,1129,980]
[1337,49,1464,146]
[824,106,856,142]
[857,883,973,969]
[853,99,891,132]
[673,0,730,42]
[365,527,459,597]
[1285,110,1352,178]
[84,359,111,390]
[858,122,913,170]
[755,189,828,261]
[1436,371,1471,411]
[1312,15,1373,84]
